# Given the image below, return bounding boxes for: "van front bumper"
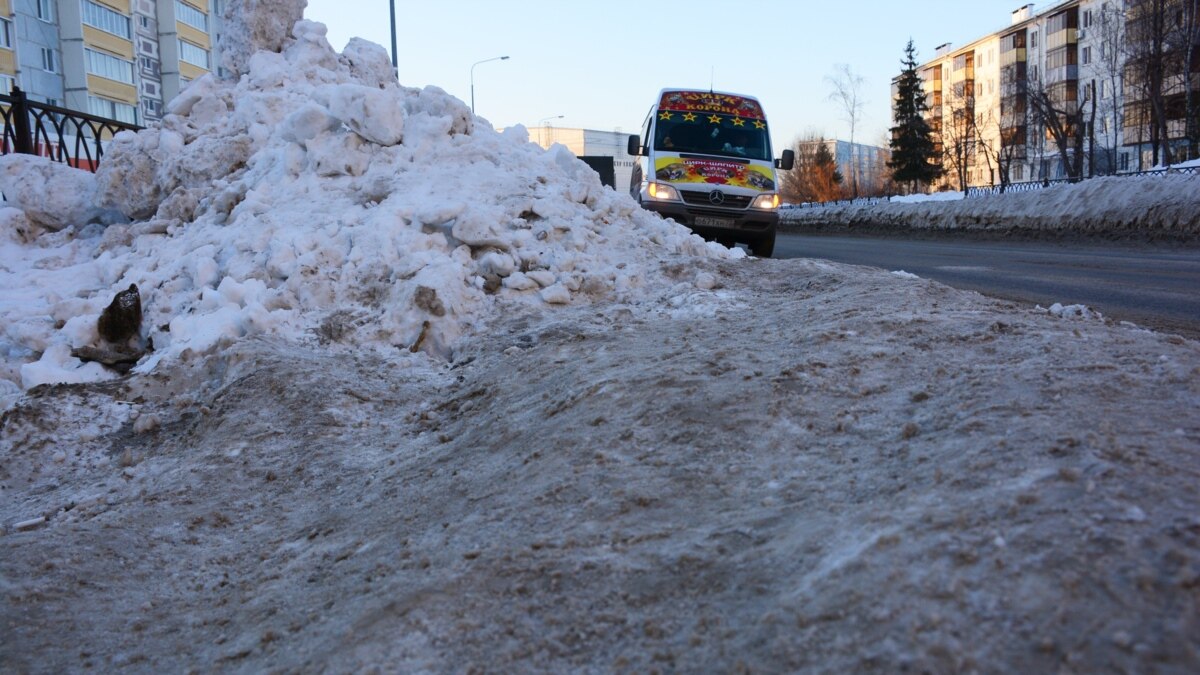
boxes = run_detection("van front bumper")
[640,200,778,244]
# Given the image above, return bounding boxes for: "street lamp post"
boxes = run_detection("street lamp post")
[537,115,564,146]
[470,55,510,115]
[388,0,397,73]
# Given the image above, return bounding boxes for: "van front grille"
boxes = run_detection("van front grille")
[680,190,753,209]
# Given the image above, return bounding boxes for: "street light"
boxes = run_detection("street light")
[388,0,398,73]
[470,56,509,115]
[537,115,564,146]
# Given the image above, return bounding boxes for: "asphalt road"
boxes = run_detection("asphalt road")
[775,233,1200,338]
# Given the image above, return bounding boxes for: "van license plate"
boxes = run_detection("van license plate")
[694,216,734,228]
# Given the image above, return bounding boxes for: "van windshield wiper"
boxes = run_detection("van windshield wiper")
[678,153,750,164]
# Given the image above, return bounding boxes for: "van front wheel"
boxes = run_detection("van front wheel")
[751,231,775,258]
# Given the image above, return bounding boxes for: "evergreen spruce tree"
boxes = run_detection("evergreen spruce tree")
[888,40,942,190]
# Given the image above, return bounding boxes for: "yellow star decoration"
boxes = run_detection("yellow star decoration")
[731,117,746,127]
[659,111,673,121]
[708,114,721,124]
[753,120,766,129]
[682,112,697,122]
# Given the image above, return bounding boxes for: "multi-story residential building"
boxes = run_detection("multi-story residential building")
[1,0,222,125]
[796,138,893,195]
[903,0,1199,189]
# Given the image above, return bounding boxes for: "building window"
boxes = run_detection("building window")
[0,74,14,95]
[1083,9,1092,28]
[137,36,159,57]
[1120,152,1130,171]
[85,48,135,84]
[0,17,12,49]
[36,0,55,21]
[178,39,210,68]
[88,95,138,124]
[175,1,208,31]
[82,1,132,39]
[41,47,59,73]
[1030,31,1038,48]
[139,15,152,29]
[1081,46,1092,65]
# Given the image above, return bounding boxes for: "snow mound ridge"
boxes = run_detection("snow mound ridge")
[781,173,1200,238]
[0,17,736,396]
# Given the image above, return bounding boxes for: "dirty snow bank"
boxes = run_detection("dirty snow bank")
[2,258,1198,673]
[781,173,1200,240]
[0,17,734,403]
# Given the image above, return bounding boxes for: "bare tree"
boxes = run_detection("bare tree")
[1094,1,1126,173]
[1171,0,1200,159]
[1125,0,1174,166]
[974,107,1004,188]
[826,64,866,199]
[780,133,845,204]
[1025,72,1095,181]
[941,94,976,192]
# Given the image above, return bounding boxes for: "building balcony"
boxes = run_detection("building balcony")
[951,67,975,82]
[1046,64,1079,84]
[1000,49,1027,67]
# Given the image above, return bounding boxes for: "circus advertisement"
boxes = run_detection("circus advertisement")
[654,156,776,192]
[657,91,765,120]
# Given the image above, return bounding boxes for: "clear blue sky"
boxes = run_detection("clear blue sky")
[305,0,1031,154]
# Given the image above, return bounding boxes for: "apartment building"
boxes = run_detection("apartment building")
[1,0,222,125]
[795,138,893,194]
[906,0,1199,189]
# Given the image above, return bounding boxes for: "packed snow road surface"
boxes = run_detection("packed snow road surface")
[3,258,1199,673]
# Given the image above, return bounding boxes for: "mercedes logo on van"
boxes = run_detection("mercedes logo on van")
[708,190,725,205]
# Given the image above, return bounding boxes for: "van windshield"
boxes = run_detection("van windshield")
[654,112,771,161]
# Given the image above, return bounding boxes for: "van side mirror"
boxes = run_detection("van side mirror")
[775,149,795,171]
[627,134,643,157]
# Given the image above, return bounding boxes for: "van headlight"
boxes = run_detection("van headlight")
[648,182,681,201]
[751,193,780,210]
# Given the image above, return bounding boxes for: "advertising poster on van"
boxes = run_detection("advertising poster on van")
[654,157,776,191]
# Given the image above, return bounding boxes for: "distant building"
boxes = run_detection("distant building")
[897,0,1200,188]
[523,125,637,192]
[796,139,892,193]
[1,0,223,125]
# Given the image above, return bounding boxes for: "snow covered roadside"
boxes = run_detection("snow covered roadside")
[0,2,1198,671]
[781,173,1200,241]
[2,258,1198,672]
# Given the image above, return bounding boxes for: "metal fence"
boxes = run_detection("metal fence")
[1,86,141,172]
[786,164,1199,209]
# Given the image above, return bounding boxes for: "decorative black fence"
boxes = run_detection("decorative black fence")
[1,86,141,172]
[785,164,1199,209]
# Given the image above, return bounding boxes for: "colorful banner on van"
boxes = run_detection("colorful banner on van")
[658,91,765,120]
[654,156,776,191]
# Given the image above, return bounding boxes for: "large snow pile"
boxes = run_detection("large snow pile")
[781,173,1200,239]
[0,20,733,406]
